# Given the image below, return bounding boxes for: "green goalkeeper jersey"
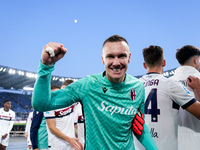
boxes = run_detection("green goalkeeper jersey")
[32,62,157,150]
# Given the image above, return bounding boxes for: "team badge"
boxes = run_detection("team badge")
[130,88,136,100]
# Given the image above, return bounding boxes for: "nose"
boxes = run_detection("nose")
[113,57,120,66]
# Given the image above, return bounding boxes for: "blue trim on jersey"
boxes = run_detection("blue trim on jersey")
[181,98,196,109]
[45,116,55,119]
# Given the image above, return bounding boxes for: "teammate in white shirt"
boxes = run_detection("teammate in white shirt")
[44,84,83,150]
[0,100,15,150]
[25,111,33,150]
[73,102,85,148]
[171,45,200,150]
[134,45,200,150]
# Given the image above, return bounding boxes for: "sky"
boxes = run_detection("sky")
[1,1,200,79]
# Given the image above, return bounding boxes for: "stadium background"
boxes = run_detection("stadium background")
[0,64,176,135]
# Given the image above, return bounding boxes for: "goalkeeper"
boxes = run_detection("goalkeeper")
[32,35,157,150]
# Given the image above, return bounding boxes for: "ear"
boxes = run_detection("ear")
[194,56,198,65]
[101,55,105,64]
[128,52,131,63]
[162,60,166,67]
[143,62,147,69]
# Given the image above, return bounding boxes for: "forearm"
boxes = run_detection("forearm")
[134,124,158,150]
[32,61,77,112]
[49,126,72,143]
[25,118,31,133]
[194,89,200,101]
[32,61,55,111]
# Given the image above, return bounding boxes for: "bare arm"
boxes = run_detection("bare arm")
[187,75,200,101]
[46,118,83,150]
[184,75,200,119]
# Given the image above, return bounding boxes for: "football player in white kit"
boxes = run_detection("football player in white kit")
[0,100,15,150]
[134,45,200,150]
[25,111,33,150]
[171,45,200,150]
[44,84,83,150]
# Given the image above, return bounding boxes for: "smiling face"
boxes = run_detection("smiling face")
[101,41,131,83]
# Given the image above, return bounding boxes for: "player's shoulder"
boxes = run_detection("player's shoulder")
[125,74,144,89]
[9,109,15,114]
[194,72,200,78]
[73,72,101,84]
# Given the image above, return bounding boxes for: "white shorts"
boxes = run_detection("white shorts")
[0,134,10,147]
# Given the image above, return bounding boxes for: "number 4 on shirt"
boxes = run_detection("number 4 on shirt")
[145,88,160,122]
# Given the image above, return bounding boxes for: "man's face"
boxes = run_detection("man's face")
[4,101,11,111]
[101,41,131,83]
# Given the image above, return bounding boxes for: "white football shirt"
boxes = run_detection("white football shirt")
[44,104,76,147]
[0,108,15,135]
[171,66,200,150]
[139,73,196,150]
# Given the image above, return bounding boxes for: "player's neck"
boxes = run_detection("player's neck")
[146,67,163,74]
[4,108,9,112]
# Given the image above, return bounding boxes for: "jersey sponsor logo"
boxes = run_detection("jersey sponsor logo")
[0,115,12,120]
[98,101,137,115]
[130,88,136,100]
[102,87,108,93]
[55,105,74,118]
[150,128,159,138]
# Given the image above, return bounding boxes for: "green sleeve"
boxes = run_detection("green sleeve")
[134,124,158,150]
[32,61,78,112]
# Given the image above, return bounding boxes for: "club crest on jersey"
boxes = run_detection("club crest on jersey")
[130,88,136,100]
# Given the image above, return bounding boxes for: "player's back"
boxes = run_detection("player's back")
[140,73,187,150]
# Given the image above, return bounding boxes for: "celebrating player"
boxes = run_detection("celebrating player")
[32,35,157,149]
